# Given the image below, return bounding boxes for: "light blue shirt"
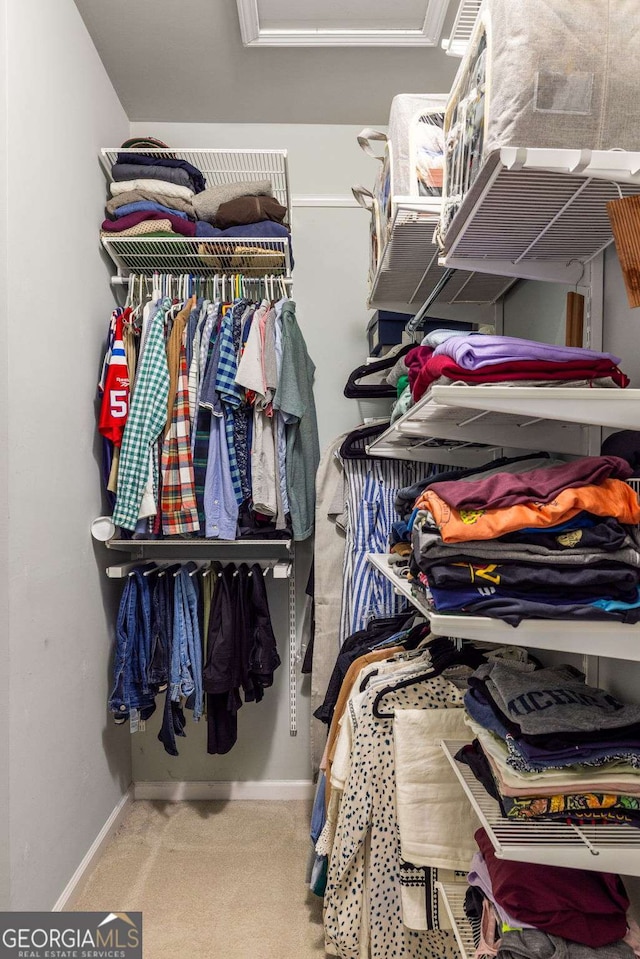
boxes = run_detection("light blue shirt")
[204,413,239,539]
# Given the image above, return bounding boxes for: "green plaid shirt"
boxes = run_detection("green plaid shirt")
[113,306,169,530]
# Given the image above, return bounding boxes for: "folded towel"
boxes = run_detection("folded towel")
[116,152,206,193]
[193,179,273,222]
[393,708,478,871]
[111,162,195,189]
[109,201,190,221]
[214,195,287,229]
[106,189,195,218]
[101,211,196,237]
[100,219,175,238]
[110,179,194,201]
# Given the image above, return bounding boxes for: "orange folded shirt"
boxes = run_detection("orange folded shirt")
[416,478,640,544]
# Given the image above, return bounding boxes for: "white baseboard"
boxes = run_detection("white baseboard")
[53,787,134,911]
[134,780,315,801]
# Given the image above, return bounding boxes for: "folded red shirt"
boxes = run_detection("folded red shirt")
[475,827,629,948]
[100,210,197,237]
[411,353,629,400]
[406,346,434,395]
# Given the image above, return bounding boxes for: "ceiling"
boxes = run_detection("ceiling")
[73,0,460,124]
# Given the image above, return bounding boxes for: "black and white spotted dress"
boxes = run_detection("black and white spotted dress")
[323,668,464,959]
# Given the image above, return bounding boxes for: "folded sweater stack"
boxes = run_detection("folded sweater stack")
[405,332,630,405]
[457,659,640,829]
[100,147,292,261]
[409,454,640,626]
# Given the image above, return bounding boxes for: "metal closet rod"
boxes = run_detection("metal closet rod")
[407,267,457,332]
[106,559,292,580]
[110,273,294,287]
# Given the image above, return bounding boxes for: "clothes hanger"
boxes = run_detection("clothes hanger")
[371,639,486,719]
[339,421,392,461]
[344,344,414,399]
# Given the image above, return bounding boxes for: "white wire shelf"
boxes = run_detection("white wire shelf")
[369,203,515,311]
[367,552,432,618]
[442,741,640,874]
[366,427,495,465]
[367,553,640,663]
[441,0,483,57]
[100,236,291,278]
[100,147,291,216]
[439,148,640,282]
[431,385,640,431]
[105,537,293,558]
[436,882,480,959]
[369,386,597,459]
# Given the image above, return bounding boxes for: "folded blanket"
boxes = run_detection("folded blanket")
[106,187,195,214]
[193,179,273,222]
[101,210,196,237]
[429,455,632,511]
[434,334,621,371]
[214,195,287,229]
[111,162,195,189]
[110,178,194,201]
[116,152,206,193]
[100,220,175,238]
[109,200,190,221]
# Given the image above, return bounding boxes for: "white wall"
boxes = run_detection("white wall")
[0,0,10,913]
[503,280,573,344]
[5,0,130,909]
[126,122,373,784]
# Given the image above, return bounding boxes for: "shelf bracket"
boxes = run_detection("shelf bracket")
[288,545,297,737]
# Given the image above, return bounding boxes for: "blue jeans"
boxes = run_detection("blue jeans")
[109,571,156,721]
[171,569,203,720]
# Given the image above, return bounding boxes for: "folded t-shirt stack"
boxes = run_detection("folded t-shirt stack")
[462,827,635,957]
[405,331,630,405]
[456,661,640,828]
[100,148,292,263]
[408,454,640,625]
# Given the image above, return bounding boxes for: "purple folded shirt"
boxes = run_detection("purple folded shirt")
[429,455,633,511]
[433,334,622,371]
[100,210,196,237]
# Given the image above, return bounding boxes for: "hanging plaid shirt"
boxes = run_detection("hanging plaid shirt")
[113,307,169,531]
[160,344,200,535]
[215,309,244,505]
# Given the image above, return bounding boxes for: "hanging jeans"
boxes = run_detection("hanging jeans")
[171,568,203,721]
[109,570,156,723]
[151,570,188,756]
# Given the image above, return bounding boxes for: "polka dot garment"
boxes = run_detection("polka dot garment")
[323,666,464,959]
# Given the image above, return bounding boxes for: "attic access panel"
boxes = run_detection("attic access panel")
[237,0,450,46]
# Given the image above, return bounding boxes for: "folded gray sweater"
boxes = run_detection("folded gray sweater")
[193,179,273,223]
[474,661,640,737]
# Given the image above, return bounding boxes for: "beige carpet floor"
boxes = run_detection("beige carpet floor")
[72,800,326,958]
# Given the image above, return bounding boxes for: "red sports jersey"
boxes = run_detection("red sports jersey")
[99,312,130,446]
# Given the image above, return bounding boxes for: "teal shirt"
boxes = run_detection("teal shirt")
[273,301,320,541]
